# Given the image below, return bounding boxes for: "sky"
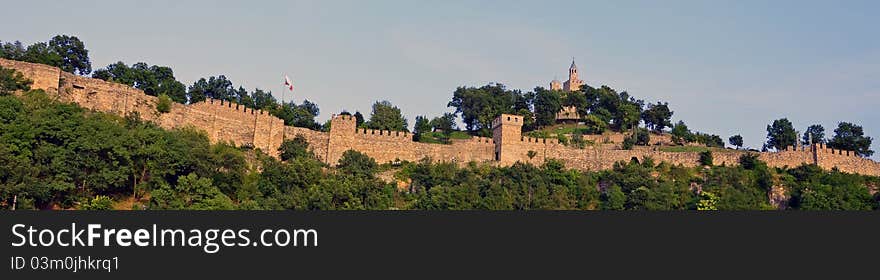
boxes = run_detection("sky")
[2,0,878,158]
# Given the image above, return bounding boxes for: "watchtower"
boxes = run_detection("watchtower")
[492,114,524,164]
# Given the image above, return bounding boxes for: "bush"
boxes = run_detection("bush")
[623,136,635,150]
[156,94,172,113]
[634,129,650,146]
[338,150,378,177]
[699,151,713,166]
[582,114,607,134]
[279,134,312,161]
[738,153,762,170]
[0,66,33,95]
[81,195,114,210]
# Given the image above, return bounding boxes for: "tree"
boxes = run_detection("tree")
[279,135,312,161]
[413,116,431,134]
[641,101,673,132]
[600,185,625,210]
[21,42,62,67]
[802,124,825,145]
[271,100,321,129]
[156,94,172,113]
[187,75,234,103]
[149,173,235,210]
[365,100,408,131]
[430,113,457,133]
[93,62,187,103]
[0,66,32,95]
[671,121,692,144]
[728,134,743,149]
[1,35,91,75]
[765,118,797,151]
[633,128,650,146]
[0,41,27,60]
[582,86,644,131]
[337,150,377,177]
[48,35,91,75]
[532,87,561,127]
[448,83,530,136]
[699,151,713,166]
[827,122,874,157]
[353,111,365,127]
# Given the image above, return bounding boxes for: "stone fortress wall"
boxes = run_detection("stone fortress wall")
[3,58,879,176]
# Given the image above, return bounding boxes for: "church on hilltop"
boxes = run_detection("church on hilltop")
[551,59,584,123]
[550,58,583,92]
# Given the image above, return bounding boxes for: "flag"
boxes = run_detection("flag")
[283,75,294,91]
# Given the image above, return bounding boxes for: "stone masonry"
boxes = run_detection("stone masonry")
[3,58,879,176]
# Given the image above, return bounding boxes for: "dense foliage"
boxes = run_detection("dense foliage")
[1,35,91,75]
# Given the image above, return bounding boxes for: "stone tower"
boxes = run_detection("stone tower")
[563,58,583,92]
[327,114,357,165]
[492,114,523,164]
[550,78,562,91]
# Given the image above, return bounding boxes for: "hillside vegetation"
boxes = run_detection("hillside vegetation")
[0,89,877,210]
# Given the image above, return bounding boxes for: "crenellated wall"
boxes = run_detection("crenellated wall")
[3,58,879,176]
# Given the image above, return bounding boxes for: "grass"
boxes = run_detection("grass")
[416,131,473,144]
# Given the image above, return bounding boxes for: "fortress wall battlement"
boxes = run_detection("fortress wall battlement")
[3,58,878,176]
[355,128,411,139]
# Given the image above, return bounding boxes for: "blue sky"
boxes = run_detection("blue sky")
[2,0,878,158]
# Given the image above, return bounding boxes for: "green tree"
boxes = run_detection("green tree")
[150,173,235,210]
[641,101,673,132]
[365,100,408,131]
[827,122,874,157]
[699,151,713,166]
[430,112,457,133]
[533,87,562,127]
[187,75,234,103]
[271,100,321,129]
[729,134,743,149]
[633,128,650,146]
[21,42,62,67]
[48,35,92,75]
[337,150,378,177]
[448,83,529,136]
[156,94,172,113]
[802,124,825,145]
[765,118,797,151]
[671,120,693,144]
[93,62,187,103]
[353,111,365,127]
[279,135,312,161]
[414,115,431,134]
[600,185,626,210]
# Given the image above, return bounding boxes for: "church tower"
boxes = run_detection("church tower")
[563,58,583,92]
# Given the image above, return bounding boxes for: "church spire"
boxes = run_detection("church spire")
[570,57,577,70]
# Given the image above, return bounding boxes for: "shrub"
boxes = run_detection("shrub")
[81,195,114,210]
[623,136,635,150]
[738,153,762,170]
[634,129,650,146]
[279,134,312,161]
[699,151,713,166]
[156,94,172,113]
